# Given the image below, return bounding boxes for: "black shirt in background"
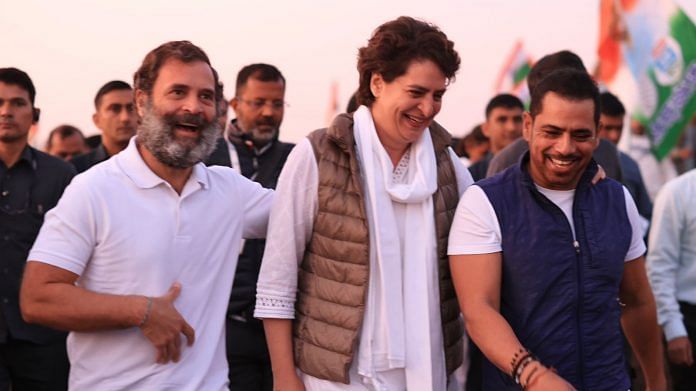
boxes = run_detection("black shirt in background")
[0,146,75,344]
[69,144,109,173]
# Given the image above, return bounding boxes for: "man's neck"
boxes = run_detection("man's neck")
[491,141,510,155]
[0,138,29,168]
[136,142,193,195]
[102,137,128,157]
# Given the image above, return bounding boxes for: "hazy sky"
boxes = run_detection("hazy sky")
[3,0,695,146]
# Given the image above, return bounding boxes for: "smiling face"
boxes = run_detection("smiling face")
[369,60,447,150]
[135,59,219,168]
[524,92,599,190]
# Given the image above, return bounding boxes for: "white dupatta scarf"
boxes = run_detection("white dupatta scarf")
[352,106,445,390]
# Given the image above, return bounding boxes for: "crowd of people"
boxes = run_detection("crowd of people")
[1,15,695,391]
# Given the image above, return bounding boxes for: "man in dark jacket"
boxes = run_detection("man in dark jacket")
[70,81,138,172]
[598,91,652,221]
[0,67,74,391]
[468,94,523,181]
[205,63,293,391]
[449,69,665,390]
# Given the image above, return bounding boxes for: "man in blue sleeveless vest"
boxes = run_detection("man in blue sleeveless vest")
[448,69,666,390]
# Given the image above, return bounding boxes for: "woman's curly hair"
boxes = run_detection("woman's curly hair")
[356,16,460,107]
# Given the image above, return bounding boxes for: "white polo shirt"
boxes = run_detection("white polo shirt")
[28,138,273,390]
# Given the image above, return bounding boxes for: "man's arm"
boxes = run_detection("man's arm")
[241,178,274,240]
[21,261,195,364]
[619,256,667,390]
[449,253,574,390]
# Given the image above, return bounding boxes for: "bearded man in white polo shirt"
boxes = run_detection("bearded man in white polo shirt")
[18,41,273,390]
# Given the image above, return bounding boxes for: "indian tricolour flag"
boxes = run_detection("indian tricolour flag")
[598,0,696,160]
[494,40,533,106]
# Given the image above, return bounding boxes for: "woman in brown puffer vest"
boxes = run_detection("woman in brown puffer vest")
[254,16,474,391]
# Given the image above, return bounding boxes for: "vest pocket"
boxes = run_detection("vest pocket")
[581,212,626,277]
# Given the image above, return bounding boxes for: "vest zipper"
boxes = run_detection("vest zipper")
[534,185,586,389]
[573,239,585,390]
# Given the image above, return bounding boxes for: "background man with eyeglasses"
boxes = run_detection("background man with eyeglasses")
[70,80,138,173]
[0,67,74,391]
[206,63,293,391]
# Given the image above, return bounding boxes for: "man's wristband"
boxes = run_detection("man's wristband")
[138,297,153,328]
[511,348,532,378]
[524,366,551,389]
[514,355,536,384]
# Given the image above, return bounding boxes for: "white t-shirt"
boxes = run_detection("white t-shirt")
[28,138,273,391]
[448,183,646,261]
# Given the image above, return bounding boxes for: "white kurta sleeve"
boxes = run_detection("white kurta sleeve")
[254,138,319,319]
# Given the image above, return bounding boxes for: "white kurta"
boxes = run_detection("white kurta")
[255,138,473,390]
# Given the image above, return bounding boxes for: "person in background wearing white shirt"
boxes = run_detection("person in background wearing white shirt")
[647,169,696,390]
[626,118,677,202]
[18,41,273,390]
[448,69,665,390]
[255,16,473,391]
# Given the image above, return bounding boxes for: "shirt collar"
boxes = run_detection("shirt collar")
[18,145,35,169]
[116,137,210,191]
[94,144,109,161]
[1,145,36,171]
[190,160,210,190]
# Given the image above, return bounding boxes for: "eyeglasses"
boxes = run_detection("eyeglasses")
[236,98,288,111]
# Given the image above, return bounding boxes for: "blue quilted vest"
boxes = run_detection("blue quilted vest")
[476,153,632,390]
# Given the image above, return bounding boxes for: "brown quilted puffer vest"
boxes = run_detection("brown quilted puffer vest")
[295,113,463,384]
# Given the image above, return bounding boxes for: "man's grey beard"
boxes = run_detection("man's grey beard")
[249,126,278,147]
[138,103,219,168]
